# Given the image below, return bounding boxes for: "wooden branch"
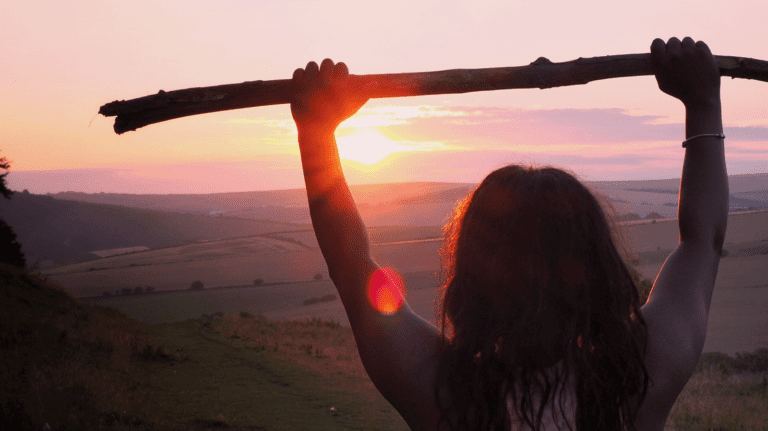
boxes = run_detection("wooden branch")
[99,53,768,134]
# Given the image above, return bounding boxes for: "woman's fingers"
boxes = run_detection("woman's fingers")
[666,37,682,58]
[333,62,349,84]
[695,40,715,61]
[695,40,711,53]
[651,38,667,65]
[304,61,320,83]
[292,67,305,83]
[320,58,335,87]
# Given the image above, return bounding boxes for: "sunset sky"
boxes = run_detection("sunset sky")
[3,0,768,194]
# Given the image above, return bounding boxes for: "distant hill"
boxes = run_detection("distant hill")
[0,192,303,267]
[51,182,476,213]
[6,174,767,267]
[51,174,768,218]
[51,182,477,225]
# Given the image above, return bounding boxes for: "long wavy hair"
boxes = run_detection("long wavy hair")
[435,165,648,431]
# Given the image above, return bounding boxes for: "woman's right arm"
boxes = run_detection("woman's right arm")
[635,37,728,430]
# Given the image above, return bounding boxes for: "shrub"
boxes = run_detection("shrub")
[313,273,323,281]
[302,293,337,306]
[734,348,768,373]
[132,344,177,364]
[697,349,768,374]
[0,153,26,268]
[0,218,26,268]
[190,280,204,290]
[253,278,264,286]
[629,266,652,304]
[618,213,641,221]
[239,311,254,319]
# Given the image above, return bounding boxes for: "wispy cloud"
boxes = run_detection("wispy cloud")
[226,105,768,147]
[376,105,768,147]
[11,106,767,193]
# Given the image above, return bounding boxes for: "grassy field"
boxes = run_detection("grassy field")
[3,265,766,430]
[1,265,408,430]
[9,208,768,429]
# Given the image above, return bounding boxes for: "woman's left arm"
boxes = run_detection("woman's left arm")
[292,59,442,430]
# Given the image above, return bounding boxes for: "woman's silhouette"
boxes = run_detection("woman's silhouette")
[289,37,727,431]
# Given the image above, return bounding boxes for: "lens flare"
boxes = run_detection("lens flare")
[367,267,405,315]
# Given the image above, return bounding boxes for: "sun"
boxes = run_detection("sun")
[336,130,410,166]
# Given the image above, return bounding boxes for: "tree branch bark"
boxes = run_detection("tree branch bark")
[99,53,768,134]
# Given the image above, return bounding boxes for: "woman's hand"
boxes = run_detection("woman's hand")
[651,37,720,109]
[291,59,369,134]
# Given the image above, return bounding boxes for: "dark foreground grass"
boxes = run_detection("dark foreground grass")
[1,264,766,430]
[0,264,407,430]
[667,351,768,430]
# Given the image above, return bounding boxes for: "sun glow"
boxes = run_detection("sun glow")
[336,130,416,166]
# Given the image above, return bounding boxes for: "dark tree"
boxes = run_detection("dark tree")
[0,219,26,268]
[190,280,204,290]
[0,152,26,268]
[0,153,12,199]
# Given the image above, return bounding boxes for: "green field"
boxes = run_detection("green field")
[3,265,766,430]
[6,205,768,429]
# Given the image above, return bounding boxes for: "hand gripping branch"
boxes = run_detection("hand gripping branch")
[99,53,768,134]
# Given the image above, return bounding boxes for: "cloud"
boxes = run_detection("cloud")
[379,105,768,147]
[11,106,768,193]
[227,104,768,148]
[8,158,305,194]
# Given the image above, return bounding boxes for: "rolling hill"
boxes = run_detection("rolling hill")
[0,192,305,267]
[4,174,767,269]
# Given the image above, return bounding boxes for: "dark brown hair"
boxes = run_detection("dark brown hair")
[435,165,648,431]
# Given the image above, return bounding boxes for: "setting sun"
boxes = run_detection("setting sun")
[336,130,411,166]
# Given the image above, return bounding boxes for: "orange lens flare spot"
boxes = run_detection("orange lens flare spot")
[367,267,405,315]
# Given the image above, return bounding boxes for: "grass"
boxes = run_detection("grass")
[668,367,768,430]
[0,265,407,430]
[2,264,767,430]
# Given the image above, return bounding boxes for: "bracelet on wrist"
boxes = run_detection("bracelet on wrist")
[682,133,725,148]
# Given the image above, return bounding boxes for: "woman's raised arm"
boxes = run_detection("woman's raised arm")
[636,37,728,430]
[291,59,442,430]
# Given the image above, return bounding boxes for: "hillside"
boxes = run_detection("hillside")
[0,264,153,429]
[51,174,768,224]
[2,264,767,430]
[0,265,410,431]
[0,192,304,267]
[5,174,767,269]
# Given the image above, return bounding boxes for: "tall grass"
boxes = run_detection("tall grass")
[212,313,768,430]
[0,264,185,430]
[3,262,766,430]
[212,313,376,395]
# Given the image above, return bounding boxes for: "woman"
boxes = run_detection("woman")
[289,37,727,431]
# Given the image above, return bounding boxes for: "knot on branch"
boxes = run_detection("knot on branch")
[530,57,553,66]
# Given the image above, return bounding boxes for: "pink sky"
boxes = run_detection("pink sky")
[2,0,768,193]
